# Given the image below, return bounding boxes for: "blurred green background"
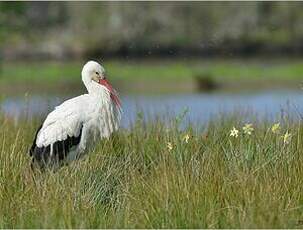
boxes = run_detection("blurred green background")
[1,2,303,96]
[2,2,303,59]
[1,2,303,94]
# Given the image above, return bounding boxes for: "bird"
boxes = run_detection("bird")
[29,60,122,169]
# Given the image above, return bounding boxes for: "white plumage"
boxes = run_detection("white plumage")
[30,60,122,167]
[36,95,88,147]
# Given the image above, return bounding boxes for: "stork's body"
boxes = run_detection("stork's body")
[30,61,121,169]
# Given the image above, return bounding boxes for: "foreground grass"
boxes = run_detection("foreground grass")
[0,113,303,228]
[1,58,303,94]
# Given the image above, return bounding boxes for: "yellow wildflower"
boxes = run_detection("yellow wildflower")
[230,127,239,138]
[271,123,280,134]
[243,123,254,135]
[167,142,173,151]
[183,134,190,143]
[282,131,292,144]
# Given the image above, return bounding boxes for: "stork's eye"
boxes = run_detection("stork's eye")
[96,72,99,75]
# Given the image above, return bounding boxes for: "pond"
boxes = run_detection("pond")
[1,90,303,128]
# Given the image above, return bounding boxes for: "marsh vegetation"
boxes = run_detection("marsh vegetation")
[0,112,303,228]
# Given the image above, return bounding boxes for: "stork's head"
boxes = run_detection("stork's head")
[81,60,121,108]
[81,60,114,92]
[82,60,106,83]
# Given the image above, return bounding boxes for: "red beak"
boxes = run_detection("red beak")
[99,78,114,93]
[98,78,121,108]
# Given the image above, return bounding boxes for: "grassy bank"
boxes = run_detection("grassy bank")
[1,58,303,94]
[0,113,303,228]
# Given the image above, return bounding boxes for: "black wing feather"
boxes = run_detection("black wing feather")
[29,124,83,169]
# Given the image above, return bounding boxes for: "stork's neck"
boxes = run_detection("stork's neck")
[82,73,104,96]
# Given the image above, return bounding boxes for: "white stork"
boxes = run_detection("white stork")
[29,60,122,169]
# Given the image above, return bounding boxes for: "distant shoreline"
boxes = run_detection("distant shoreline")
[1,58,303,95]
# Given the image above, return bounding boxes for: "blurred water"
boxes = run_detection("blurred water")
[1,90,303,128]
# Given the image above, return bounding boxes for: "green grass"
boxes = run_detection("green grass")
[2,58,303,85]
[1,112,303,228]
